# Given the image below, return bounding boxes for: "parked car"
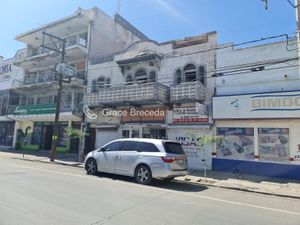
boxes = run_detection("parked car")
[84,138,188,184]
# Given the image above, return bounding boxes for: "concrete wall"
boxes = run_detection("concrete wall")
[216,40,298,96]
[88,8,142,59]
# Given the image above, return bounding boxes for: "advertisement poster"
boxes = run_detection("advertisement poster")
[216,127,255,160]
[258,128,289,161]
[173,103,208,124]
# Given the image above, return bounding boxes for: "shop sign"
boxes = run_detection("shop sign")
[0,64,12,74]
[213,91,300,119]
[173,102,208,123]
[0,63,12,81]
[13,104,56,115]
[216,127,255,160]
[121,107,166,123]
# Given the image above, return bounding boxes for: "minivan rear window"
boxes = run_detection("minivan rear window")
[164,142,185,154]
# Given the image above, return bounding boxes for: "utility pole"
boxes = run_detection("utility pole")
[41,32,66,162]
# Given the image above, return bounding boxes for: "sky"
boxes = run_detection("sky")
[0,0,296,59]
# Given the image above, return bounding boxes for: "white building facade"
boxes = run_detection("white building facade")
[0,56,24,149]
[9,7,144,154]
[85,32,217,170]
[212,40,300,180]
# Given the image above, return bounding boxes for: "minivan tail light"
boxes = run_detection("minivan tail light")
[161,156,176,163]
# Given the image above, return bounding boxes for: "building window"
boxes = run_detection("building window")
[184,64,196,82]
[135,69,148,83]
[105,78,111,87]
[126,75,133,85]
[97,77,105,89]
[37,96,53,105]
[149,71,156,82]
[199,65,206,84]
[174,69,182,85]
[91,80,97,93]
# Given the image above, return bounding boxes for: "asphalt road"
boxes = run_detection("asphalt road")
[0,155,300,225]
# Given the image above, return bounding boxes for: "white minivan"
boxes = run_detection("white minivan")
[84,138,188,184]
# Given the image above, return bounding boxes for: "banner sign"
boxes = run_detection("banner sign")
[213,91,300,119]
[258,128,289,161]
[121,107,166,123]
[13,104,56,115]
[216,127,255,160]
[173,103,208,123]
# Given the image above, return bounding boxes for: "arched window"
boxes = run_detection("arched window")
[97,77,105,89]
[199,66,206,84]
[135,69,148,83]
[91,80,97,93]
[149,71,156,82]
[126,75,133,85]
[174,69,182,85]
[184,64,196,82]
[105,77,111,87]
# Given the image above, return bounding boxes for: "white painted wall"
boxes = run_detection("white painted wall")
[88,32,217,106]
[216,40,299,95]
[0,56,24,90]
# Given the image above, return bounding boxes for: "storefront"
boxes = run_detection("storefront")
[213,91,300,180]
[0,121,15,149]
[167,102,212,170]
[11,103,81,153]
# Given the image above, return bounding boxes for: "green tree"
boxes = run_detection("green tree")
[186,130,222,181]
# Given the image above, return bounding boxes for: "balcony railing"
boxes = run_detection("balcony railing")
[170,81,206,102]
[15,34,87,61]
[12,70,86,88]
[85,82,170,107]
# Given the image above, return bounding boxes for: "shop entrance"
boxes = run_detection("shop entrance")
[40,125,53,150]
[32,122,68,151]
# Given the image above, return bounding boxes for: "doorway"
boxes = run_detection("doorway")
[40,125,53,150]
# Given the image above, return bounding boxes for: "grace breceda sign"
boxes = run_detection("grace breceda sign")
[84,106,166,122]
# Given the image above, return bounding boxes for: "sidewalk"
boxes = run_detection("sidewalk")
[176,170,300,199]
[1,150,300,199]
[0,150,83,167]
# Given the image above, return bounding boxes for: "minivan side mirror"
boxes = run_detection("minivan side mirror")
[99,147,105,152]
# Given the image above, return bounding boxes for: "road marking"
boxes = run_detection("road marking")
[1,158,300,216]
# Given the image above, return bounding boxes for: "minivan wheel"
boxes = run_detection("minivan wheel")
[135,165,152,185]
[86,158,97,175]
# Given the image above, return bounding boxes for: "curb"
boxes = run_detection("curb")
[174,178,300,200]
[12,157,84,168]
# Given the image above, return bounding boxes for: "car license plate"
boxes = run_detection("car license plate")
[177,159,184,164]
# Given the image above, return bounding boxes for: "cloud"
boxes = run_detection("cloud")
[152,0,197,28]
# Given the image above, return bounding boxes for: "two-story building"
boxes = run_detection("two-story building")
[85,32,217,170]
[212,39,300,180]
[9,7,145,153]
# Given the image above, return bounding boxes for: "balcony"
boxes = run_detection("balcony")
[85,82,170,107]
[11,70,86,96]
[170,81,206,102]
[15,34,88,70]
